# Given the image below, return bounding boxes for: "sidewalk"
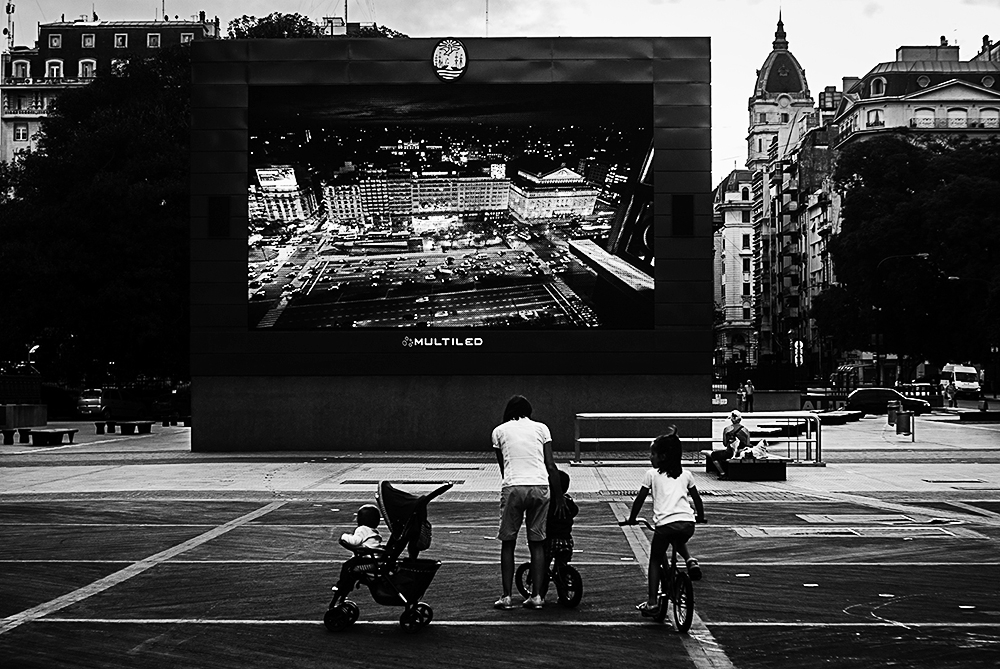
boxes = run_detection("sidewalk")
[1,413,998,501]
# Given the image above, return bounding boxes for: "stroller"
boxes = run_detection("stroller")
[325,480,453,633]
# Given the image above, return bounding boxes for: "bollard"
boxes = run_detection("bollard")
[887,400,899,426]
[95,422,106,435]
[106,421,116,434]
[895,411,912,436]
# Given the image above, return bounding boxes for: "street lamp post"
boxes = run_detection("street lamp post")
[874,253,930,386]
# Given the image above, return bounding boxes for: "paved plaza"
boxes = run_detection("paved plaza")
[1,411,998,668]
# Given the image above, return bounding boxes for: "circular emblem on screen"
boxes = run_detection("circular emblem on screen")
[433,38,467,82]
[402,337,414,348]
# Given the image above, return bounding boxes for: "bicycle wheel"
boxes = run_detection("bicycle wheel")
[554,565,583,608]
[671,572,694,632]
[514,562,532,599]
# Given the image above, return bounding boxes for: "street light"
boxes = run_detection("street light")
[874,253,931,386]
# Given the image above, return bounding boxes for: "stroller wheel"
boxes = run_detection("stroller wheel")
[399,602,433,633]
[323,600,359,632]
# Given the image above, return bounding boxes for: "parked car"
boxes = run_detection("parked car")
[76,388,150,420]
[845,388,931,416]
[938,363,981,398]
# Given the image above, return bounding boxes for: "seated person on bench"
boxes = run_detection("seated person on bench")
[709,410,751,479]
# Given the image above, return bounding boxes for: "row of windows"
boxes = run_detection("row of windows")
[870,74,996,96]
[47,32,194,50]
[10,59,111,79]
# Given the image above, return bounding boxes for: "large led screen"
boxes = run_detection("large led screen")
[247,82,653,331]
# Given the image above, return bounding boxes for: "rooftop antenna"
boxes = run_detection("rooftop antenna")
[3,2,14,53]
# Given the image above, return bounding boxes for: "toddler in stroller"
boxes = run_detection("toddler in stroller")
[325,480,453,633]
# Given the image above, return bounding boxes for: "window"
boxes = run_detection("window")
[981,108,1000,129]
[742,234,751,250]
[741,187,750,200]
[82,33,95,48]
[759,113,767,123]
[742,258,751,272]
[79,59,97,78]
[758,139,763,152]
[780,113,789,123]
[984,76,996,89]
[180,33,194,44]
[743,307,752,320]
[12,61,29,78]
[45,60,63,79]
[147,33,161,48]
[947,108,968,128]
[870,77,886,96]
[917,75,930,88]
[913,108,935,128]
[48,34,62,49]
[14,123,29,141]
[114,33,128,48]
[742,282,751,296]
[741,210,751,223]
[111,59,127,75]
[866,109,884,128]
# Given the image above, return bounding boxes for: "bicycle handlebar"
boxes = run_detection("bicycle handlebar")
[619,516,706,530]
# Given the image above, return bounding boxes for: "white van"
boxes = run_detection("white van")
[940,364,981,397]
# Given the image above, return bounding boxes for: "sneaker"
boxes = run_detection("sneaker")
[687,558,703,581]
[493,595,515,610]
[636,601,658,617]
[522,594,544,609]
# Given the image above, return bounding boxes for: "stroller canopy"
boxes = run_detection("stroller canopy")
[376,481,453,559]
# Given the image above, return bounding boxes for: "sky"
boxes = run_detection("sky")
[7,0,1000,185]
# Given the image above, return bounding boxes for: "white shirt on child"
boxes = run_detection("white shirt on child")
[341,525,382,550]
[641,468,697,527]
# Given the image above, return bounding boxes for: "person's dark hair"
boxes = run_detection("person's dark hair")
[503,395,533,422]
[357,504,380,529]
[650,431,683,478]
[557,469,570,492]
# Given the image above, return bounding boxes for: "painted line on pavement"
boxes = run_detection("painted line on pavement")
[3,433,159,456]
[33,618,1000,628]
[610,502,735,669]
[0,500,287,637]
[3,559,998,567]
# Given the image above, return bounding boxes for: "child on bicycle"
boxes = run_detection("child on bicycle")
[625,429,705,616]
[546,470,579,573]
[331,504,383,597]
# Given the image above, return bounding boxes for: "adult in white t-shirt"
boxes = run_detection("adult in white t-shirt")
[491,395,565,610]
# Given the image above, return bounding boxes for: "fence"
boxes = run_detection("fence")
[573,411,823,464]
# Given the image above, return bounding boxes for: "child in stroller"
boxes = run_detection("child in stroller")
[325,480,453,633]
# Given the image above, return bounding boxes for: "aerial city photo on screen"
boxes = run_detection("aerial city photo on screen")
[247,82,654,330]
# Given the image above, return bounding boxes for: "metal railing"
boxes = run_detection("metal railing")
[573,411,822,464]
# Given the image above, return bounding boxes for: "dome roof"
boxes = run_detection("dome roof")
[752,15,811,100]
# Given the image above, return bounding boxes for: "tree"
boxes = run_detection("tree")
[228,13,320,38]
[817,132,1000,368]
[0,45,192,383]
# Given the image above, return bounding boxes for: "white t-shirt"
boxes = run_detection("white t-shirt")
[341,525,382,549]
[641,468,696,526]
[491,417,551,487]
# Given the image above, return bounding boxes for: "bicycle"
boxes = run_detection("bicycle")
[513,553,583,608]
[619,517,695,632]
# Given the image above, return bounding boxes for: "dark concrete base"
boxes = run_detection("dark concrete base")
[724,458,787,481]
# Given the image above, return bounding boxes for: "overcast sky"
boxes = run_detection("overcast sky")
[8,0,1000,184]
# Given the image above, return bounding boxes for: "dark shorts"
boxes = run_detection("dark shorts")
[545,536,574,564]
[498,485,549,542]
[649,521,695,562]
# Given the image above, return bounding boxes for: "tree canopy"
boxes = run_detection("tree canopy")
[0,45,192,384]
[814,132,1000,368]
[227,13,408,39]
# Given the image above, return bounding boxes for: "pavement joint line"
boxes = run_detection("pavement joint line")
[771,486,1000,527]
[945,501,1000,519]
[0,500,288,637]
[4,559,999,566]
[30,618,1000,627]
[609,502,736,669]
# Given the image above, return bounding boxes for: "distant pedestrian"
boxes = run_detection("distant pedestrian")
[491,395,566,610]
[743,380,755,413]
[708,410,751,479]
[737,386,747,412]
[945,380,958,408]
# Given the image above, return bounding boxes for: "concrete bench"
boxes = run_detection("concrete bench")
[118,420,155,435]
[29,428,79,446]
[1,428,16,445]
[700,449,789,480]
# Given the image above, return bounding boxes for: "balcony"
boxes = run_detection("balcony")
[1,104,48,117]
[908,117,1000,129]
[2,76,93,87]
